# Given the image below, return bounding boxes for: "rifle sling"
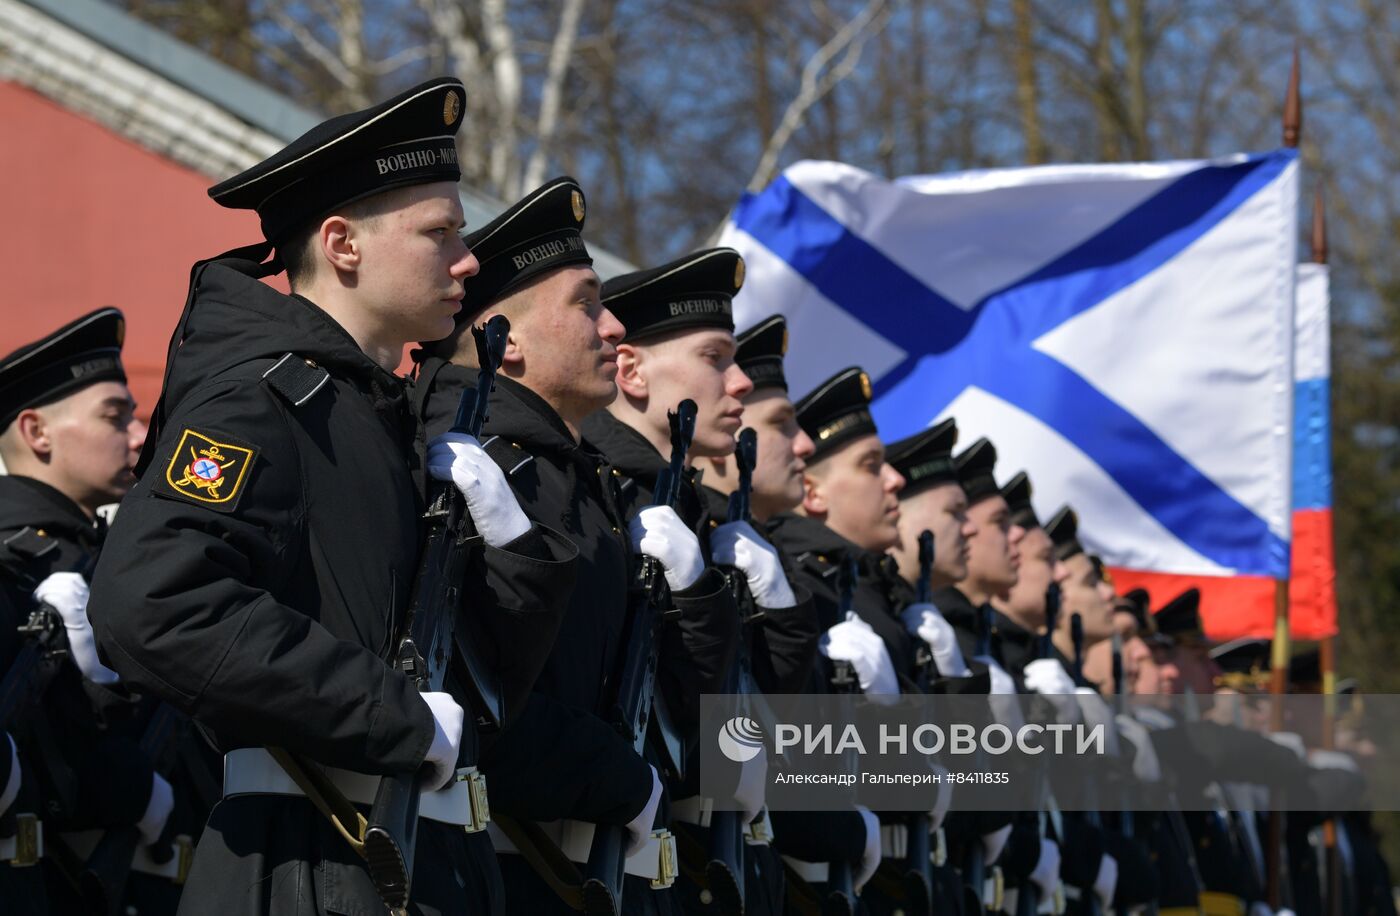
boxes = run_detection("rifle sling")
[492,813,586,910]
[266,746,367,856]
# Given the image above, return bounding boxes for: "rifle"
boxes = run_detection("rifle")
[79,702,190,915]
[821,556,861,916]
[580,400,697,916]
[706,427,758,915]
[958,600,1003,916]
[360,315,510,915]
[1069,612,1103,916]
[0,597,67,865]
[899,529,936,916]
[1017,584,1066,916]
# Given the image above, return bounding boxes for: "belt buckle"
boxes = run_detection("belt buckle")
[174,835,194,885]
[462,770,491,834]
[8,813,42,867]
[985,865,1004,912]
[651,829,677,890]
[933,827,947,867]
[1052,879,1067,915]
[746,810,774,845]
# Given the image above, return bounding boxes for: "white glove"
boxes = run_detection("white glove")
[1094,852,1118,910]
[976,657,1026,731]
[1269,731,1307,761]
[629,506,704,591]
[822,612,899,696]
[427,432,532,547]
[34,573,120,684]
[0,734,19,819]
[854,805,881,892]
[1028,838,1061,901]
[1308,749,1360,772]
[900,602,970,677]
[734,745,768,824]
[420,691,465,792]
[1115,714,1162,783]
[711,521,796,608]
[137,772,174,846]
[625,765,663,857]
[1023,659,1081,725]
[981,822,1013,864]
[928,764,952,829]
[1076,686,1118,753]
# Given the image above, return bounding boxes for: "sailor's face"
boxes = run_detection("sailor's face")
[43,381,145,511]
[896,482,976,585]
[805,434,904,552]
[964,496,1023,597]
[745,389,813,520]
[499,266,622,421]
[630,328,754,459]
[361,183,478,344]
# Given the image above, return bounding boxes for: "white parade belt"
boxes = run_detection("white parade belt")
[222,747,486,829]
[487,818,675,884]
[58,829,194,883]
[671,796,775,846]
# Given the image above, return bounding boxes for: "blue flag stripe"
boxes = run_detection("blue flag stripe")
[1292,378,1331,511]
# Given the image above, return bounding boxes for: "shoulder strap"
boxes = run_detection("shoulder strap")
[261,353,332,408]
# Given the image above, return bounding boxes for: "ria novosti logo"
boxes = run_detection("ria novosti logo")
[717,717,764,763]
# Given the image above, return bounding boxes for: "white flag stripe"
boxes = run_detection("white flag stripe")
[942,387,1232,575]
[786,159,1194,313]
[1293,263,1329,382]
[1034,159,1298,542]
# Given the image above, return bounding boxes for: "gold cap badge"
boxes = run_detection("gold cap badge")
[734,258,746,291]
[571,189,585,223]
[443,91,461,125]
[859,371,872,401]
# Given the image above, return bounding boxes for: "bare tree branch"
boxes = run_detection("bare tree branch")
[744,0,892,194]
[523,0,586,192]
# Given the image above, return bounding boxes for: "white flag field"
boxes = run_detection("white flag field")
[719,152,1300,586]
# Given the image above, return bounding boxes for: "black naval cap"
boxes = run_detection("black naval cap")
[1115,587,1152,631]
[604,248,744,343]
[1000,471,1039,529]
[1210,638,1272,691]
[208,77,467,246]
[735,315,789,392]
[0,308,126,430]
[887,418,960,498]
[1288,647,1323,689]
[1045,505,1085,561]
[953,438,1000,507]
[796,367,877,461]
[461,176,592,315]
[1153,588,1206,646]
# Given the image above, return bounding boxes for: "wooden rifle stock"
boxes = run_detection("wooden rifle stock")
[581,400,697,916]
[361,315,510,915]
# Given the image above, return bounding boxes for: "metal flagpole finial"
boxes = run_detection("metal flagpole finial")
[1283,42,1302,148]
[1310,186,1328,266]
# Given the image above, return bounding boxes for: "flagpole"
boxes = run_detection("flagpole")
[1266,42,1303,911]
[1306,184,1345,916]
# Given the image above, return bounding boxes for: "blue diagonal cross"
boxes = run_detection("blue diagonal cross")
[732,152,1295,576]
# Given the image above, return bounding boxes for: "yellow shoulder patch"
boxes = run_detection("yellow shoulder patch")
[162,428,257,510]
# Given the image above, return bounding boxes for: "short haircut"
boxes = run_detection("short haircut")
[281,193,399,288]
